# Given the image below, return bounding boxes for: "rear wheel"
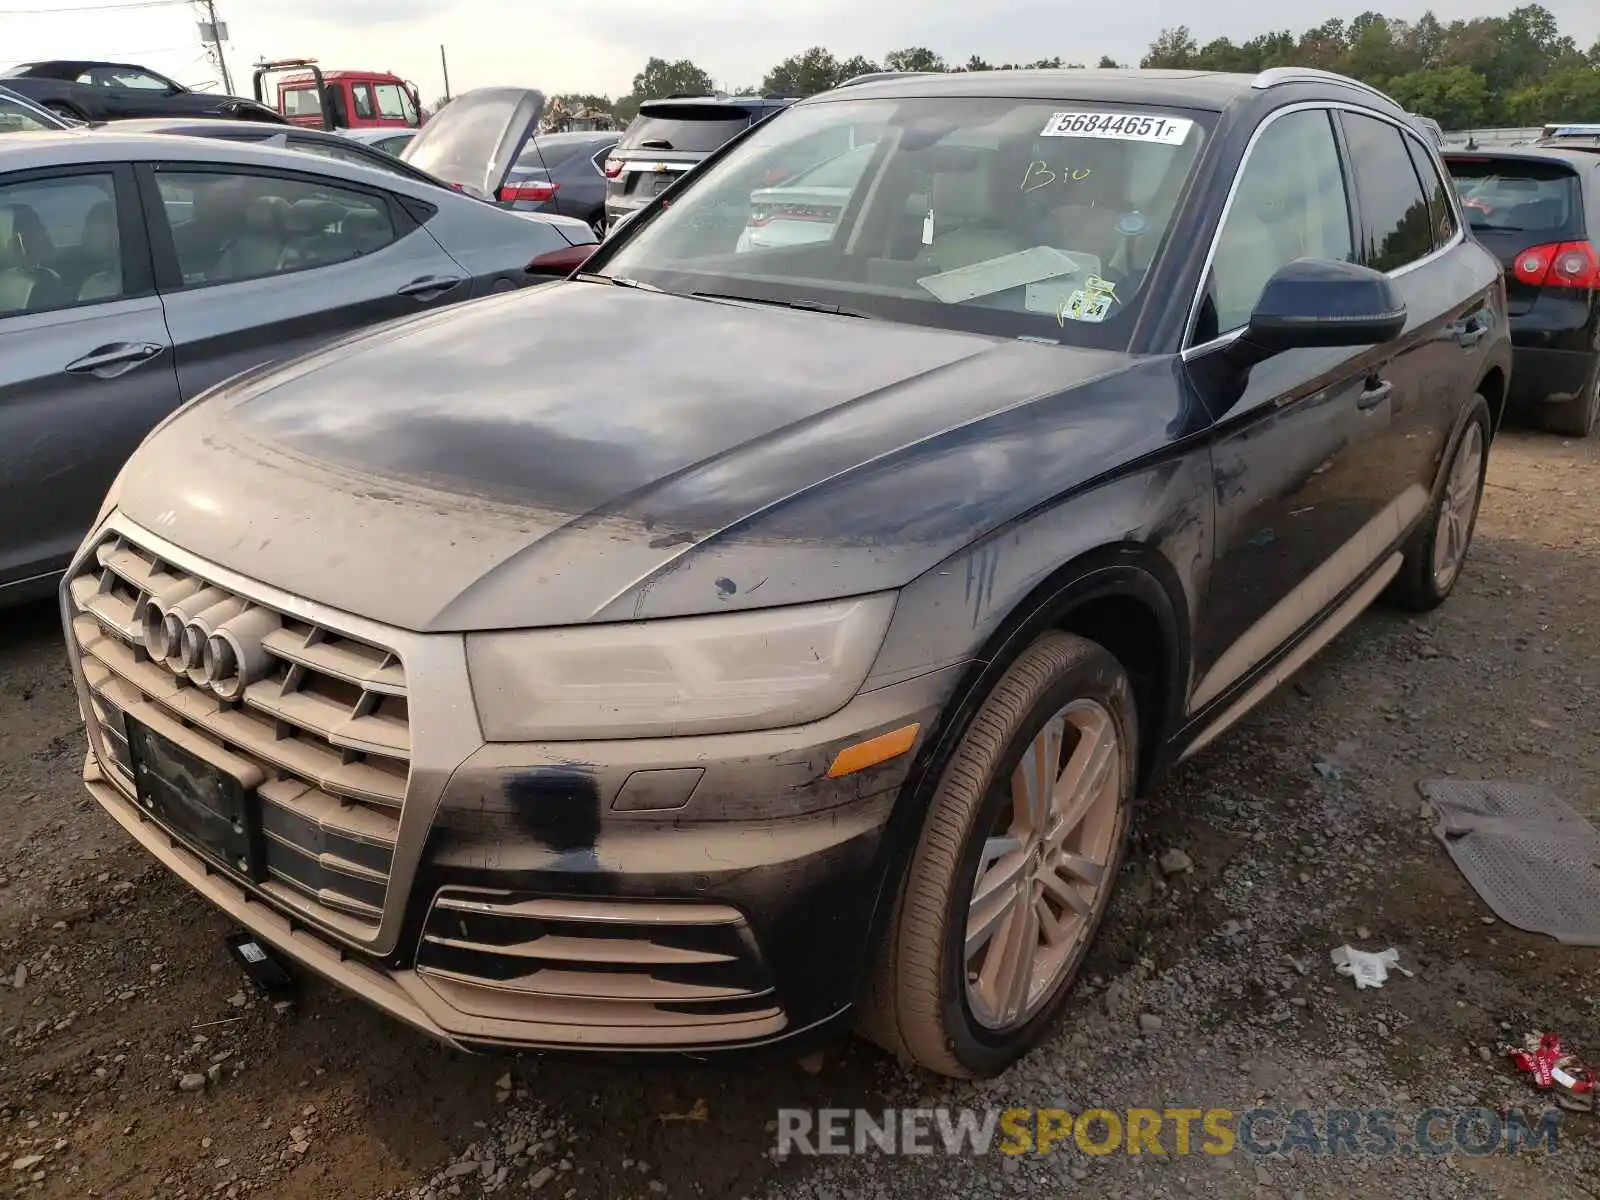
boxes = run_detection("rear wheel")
[1542,338,1600,438]
[859,632,1136,1077]
[1391,395,1490,612]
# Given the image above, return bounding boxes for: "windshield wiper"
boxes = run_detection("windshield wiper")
[691,291,871,318]
[638,138,673,150]
[576,272,662,292]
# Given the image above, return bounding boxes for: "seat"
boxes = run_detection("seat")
[1212,211,1281,333]
[75,201,123,302]
[341,208,392,257]
[0,204,63,314]
[214,195,291,281]
[284,198,348,266]
[917,169,1022,273]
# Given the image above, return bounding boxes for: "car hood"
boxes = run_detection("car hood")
[110,283,1144,632]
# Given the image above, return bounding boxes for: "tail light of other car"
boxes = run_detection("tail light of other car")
[526,244,594,276]
[602,156,623,179]
[1512,242,1600,289]
[499,181,560,204]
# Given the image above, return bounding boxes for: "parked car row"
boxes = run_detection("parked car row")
[2,60,285,124]
[0,92,601,602]
[1444,133,1600,436]
[47,66,1519,1081]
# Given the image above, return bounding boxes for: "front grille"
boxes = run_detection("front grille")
[416,892,788,1044]
[67,532,409,938]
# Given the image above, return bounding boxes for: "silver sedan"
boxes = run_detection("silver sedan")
[0,129,594,603]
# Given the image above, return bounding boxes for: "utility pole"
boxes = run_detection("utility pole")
[439,44,452,101]
[196,0,234,94]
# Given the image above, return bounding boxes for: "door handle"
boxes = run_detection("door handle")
[64,341,165,379]
[1357,377,1394,411]
[1445,317,1487,348]
[397,274,463,300]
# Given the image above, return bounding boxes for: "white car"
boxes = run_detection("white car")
[735,143,875,251]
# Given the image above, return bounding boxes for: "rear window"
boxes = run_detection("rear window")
[281,86,322,118]
[1445,157,1585,238]
[523,137,587,170]
[620,107,753,154]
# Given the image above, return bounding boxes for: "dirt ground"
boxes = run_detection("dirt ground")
[2,427,1598,1200]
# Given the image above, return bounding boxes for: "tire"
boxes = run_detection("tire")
[1390,394,1491,612]
[1541,348,1600,438]
[858,631,1137,1077]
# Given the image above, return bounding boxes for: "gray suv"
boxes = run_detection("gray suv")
[602,95,794,230]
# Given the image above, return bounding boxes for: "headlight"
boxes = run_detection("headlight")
[466,594,897,741]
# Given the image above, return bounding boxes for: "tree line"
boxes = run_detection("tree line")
[1142,5,1600,126]
[537,4,1599,131]
[544,47,1122,127]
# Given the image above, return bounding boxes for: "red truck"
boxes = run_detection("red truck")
[252,59,424,131]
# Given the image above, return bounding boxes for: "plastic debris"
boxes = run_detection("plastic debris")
[1330,945,1412,989]
[1505,1033,1595,1112]
[657,1097,710,1123]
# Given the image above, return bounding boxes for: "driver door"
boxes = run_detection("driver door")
[1186,106,1415,717]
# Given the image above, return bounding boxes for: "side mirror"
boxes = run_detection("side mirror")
[1227,258,1407,369]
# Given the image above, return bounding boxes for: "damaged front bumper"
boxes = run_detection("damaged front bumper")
[67,517,961,1056]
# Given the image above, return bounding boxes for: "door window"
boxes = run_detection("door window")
[155,170,398,287]
[1201,109,1353,339]
[80,67,172,91]
[372,84,417,125]
[353,85,376,121]
[1402,135,1458,252]
[1339,112,1435,273]
[288,136,412,179]
[0,174,125,314]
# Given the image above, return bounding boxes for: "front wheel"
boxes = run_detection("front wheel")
[859,632,1136,1077]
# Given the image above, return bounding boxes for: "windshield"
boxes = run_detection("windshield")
[600,97,1210,346]
[0,96,58,133]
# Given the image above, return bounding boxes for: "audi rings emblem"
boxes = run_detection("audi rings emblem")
[138,587,280,700]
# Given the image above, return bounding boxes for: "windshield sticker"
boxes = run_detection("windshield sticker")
[1059,288,1114,324]
[1057,275,1116,325]
[1020,160,1093,192]
[1039,112,1194,145]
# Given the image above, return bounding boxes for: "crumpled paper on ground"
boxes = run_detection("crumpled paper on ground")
[1330,945,1413,989]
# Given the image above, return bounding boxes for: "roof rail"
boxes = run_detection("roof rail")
[1251,66,1396,106]
[837,70,938,88]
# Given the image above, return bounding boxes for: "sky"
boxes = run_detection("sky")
[4,0,1598,104]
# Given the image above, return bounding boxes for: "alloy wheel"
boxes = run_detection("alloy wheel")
[965,698,1123,1030]
[1432,421,1484,592]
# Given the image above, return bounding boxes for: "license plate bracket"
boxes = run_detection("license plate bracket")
[126,717,265,882]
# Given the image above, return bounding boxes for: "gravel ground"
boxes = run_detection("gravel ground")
[2,427,1597,1200]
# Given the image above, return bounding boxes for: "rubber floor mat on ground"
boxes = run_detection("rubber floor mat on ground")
[1419,778,1600,946]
